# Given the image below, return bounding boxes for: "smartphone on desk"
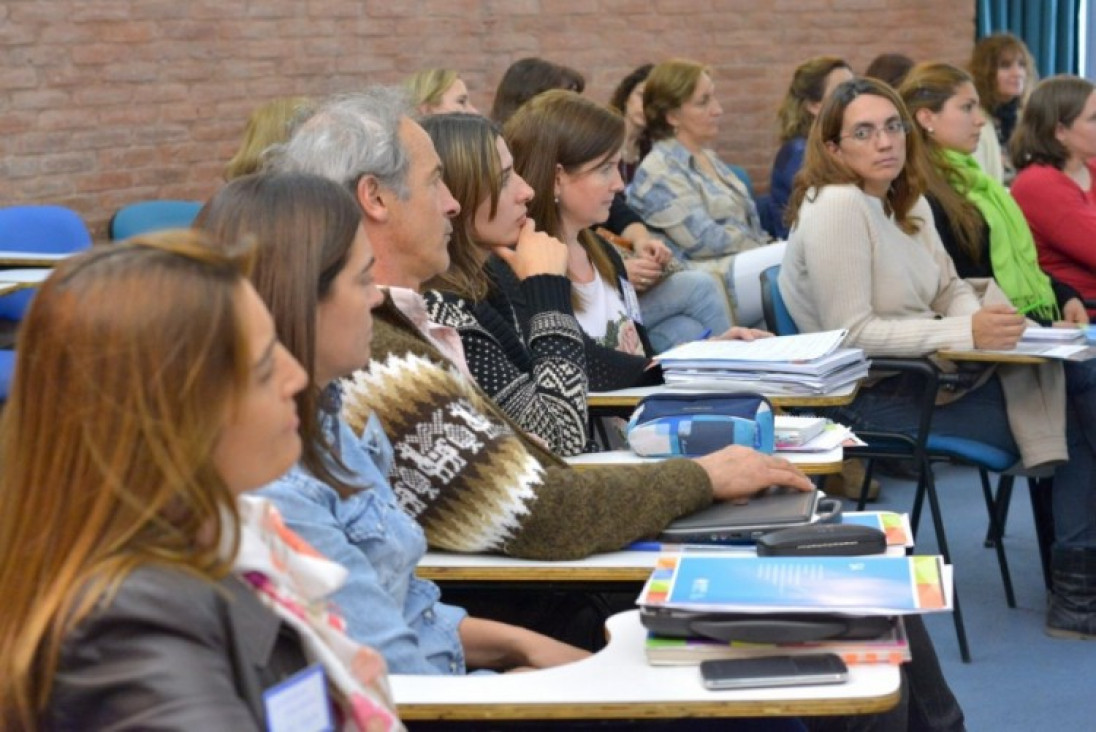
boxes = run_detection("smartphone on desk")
[699,653,848,690]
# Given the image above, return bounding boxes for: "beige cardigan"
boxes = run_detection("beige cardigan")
[780,185,1065,468]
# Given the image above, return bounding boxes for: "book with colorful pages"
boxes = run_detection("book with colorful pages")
[637,553,952,616]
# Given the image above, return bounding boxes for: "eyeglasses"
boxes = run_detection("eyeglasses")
[837,119,911,144]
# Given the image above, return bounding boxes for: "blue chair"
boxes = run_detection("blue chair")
[760,264,1039,662]
[109,200,203,241]
[0,204,93,400]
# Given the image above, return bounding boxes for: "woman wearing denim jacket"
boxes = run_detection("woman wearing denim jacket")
[197,172,588,675]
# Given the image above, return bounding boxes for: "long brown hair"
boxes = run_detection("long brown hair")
[970,32,1037,110]
[1011,75,1096,171]
[504,89,624,307]
[196,172,363,497]
[777,56,852,142]
[0,231,254,726]
[789,77,930,235]
[899,62,986,262]
[420,113,503,301]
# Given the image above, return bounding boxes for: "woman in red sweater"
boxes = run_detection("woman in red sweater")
[1010,76,1096,313]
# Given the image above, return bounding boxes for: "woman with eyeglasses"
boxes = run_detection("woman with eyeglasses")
[780,75,1068,532]
[627,59,784,327]
[899,64,1096,639]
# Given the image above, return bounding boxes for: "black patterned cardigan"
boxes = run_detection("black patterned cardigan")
[423,272,588,457]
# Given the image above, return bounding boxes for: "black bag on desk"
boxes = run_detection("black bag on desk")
[658,487,841,544]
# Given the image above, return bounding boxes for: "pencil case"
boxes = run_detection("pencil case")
[626,392,775,457]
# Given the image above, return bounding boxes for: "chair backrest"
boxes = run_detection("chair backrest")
[0,205,93,321]
[728,163,756,200]
[759,265,799,336]
[110,200,203,241]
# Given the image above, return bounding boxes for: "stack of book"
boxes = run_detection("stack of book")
[654,329,870,395]
[637,544,951,667]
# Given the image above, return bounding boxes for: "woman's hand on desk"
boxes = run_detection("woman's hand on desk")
[712,326,773,341]
[459,617,591,672]
[1061,298,1090,325]
[693,445,814,501]
[972,304,1026,349]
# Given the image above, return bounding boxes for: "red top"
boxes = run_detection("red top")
[1011,159,1096,310]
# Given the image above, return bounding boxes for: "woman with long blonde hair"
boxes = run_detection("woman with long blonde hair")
[0,231,401,729]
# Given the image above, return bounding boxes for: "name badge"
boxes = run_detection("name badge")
[263,664,334,732]
[621,277,644,324]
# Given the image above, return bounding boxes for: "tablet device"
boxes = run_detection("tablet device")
[657,487,840,544]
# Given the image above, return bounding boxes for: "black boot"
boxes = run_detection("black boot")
[1046,546,1096,639]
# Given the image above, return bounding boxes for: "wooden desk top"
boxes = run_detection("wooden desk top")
[589,381,860,410]
[391,610,901,720]
[565,446,844,475]
[0,252,72,267]
[936,348,1048,365]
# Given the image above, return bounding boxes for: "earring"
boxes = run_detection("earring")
[927,127,935,134]
[554,195,560,204]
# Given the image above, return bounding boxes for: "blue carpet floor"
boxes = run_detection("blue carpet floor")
[859,463,1096,730]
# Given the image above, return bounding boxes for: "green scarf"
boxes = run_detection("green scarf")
[943,149,1059,321]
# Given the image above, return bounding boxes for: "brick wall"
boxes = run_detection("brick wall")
[0,0,975,240]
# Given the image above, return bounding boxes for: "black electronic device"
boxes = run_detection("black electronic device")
[699,653,849,690]
[756,522,888,557]
[658,487,841,545]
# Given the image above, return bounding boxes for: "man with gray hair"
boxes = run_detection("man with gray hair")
[270,86,812,563]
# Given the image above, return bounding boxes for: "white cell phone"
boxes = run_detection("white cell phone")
[699,653,849,690]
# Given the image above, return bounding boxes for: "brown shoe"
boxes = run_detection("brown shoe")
[823,459,881,502]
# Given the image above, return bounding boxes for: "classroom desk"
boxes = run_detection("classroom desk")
[390,610,902,721]
[936,348,1049,365]
[0,252,72,267]
[416,513,908,584]
[565,446,844,475]
[589,381,860,412]
[0,268,51,291]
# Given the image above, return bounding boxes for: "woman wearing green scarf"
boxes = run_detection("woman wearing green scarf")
[900,62,1096,641]
[899,63,1086,325]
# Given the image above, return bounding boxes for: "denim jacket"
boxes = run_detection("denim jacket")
[256,389,468,675]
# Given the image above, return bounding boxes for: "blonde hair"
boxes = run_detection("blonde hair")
[899,63,987,263]
[224,96,315,180]
[643,59,709,142]
[0,231,255,726]
[789,77,930,235]
[777,56,852,142]
[405,68,460,113]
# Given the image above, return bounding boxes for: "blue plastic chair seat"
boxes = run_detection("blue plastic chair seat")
[110,200,203,241]
[0,349,15,401]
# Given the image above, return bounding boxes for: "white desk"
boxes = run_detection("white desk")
[416,514,909,583]
[589,381,860,411]
[391,610,901,721]
[566,446,844,475]
[0,251,73,267]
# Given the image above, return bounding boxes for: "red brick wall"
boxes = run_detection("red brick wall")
[0,0,975,240]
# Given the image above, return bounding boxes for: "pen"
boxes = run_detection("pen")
[697,328,713,341]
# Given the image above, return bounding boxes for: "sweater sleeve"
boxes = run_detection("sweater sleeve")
[1012,164,1096,272]
[424,279,589,457]
[502,460,713,560]
[357,305,713,561]
[791,186,975,356]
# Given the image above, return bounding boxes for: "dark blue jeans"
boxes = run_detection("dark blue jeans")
[831,369,1096,549]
